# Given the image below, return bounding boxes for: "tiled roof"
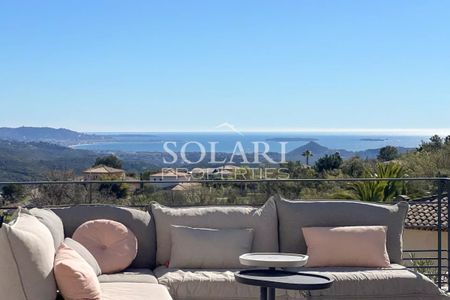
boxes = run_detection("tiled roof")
[83,165,125,174]
[150,170,190,177]
[171,183,201,191]
[404,194,448,232]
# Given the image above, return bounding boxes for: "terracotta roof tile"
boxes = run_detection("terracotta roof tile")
[83,165,125,174]
[405,195,448,232]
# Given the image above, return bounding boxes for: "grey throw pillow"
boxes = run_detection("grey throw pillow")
[64,238,102,276]
[169,225,254,269]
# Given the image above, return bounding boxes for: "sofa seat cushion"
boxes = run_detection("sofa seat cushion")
[284,264,448,300]
[100,282,172,300]
[98,268,158,284]
[154,266,288,300]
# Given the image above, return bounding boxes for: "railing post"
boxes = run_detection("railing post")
[447,179,450,292]
[437,179,444,288]
[89,182,93,204]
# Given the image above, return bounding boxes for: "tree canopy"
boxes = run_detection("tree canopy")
[94,154,123,169]
[315,152,343,172]
[418,135,450,152]
[378,146,399,161]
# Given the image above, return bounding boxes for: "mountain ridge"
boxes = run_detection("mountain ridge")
[286,141,413,163]
[0,126,108,145]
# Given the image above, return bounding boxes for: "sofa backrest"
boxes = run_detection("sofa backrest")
[150,197,279,266]
[51,205,156,269]
[0,208,57,300]
[30,208,65,250]
[275,195,409,263]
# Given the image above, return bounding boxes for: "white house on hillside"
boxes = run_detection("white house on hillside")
[149,169,191,188]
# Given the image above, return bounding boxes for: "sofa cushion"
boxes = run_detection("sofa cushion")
[30,207,65,249]
[154,266,288,300]
[275,196,408,263]
[151,197,278,266]
[284,264,448,300]
[54,242,102,300]
[169,225,254,268]
[73,219,138,274]
[100,282,172,300]
[51,205,156,269]
[98,268,158,284]
[0,208,57,300]
[64,237,102,275]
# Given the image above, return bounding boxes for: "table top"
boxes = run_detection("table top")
[239,253,308,268]
[235,269,333,291]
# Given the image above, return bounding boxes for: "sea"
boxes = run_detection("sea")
[71,132,428,153]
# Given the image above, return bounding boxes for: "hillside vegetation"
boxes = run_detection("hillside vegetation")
[0,140,97,181]
[1,135,449,207]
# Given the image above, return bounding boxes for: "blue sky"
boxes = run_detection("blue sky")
[0,1,449,133]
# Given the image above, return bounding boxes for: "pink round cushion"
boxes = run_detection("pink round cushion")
[73,219,138,274]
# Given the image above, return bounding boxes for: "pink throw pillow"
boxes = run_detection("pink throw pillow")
[54,242,101,300]
[302,226,390,268]
[73,219,138,274]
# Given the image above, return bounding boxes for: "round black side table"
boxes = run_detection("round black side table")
[235,269,333,300]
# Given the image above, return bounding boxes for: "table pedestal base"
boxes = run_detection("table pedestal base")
[259,287,275,300]
[260,287,314,300]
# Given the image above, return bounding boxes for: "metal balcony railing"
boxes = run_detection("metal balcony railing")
[1,177,449,290]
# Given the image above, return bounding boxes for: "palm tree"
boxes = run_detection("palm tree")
[302,150,313,166]
[351,163,406,202]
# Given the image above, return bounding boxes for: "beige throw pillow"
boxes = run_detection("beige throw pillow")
[303,225,390,267]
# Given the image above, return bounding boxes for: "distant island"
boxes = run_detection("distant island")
[360,138,388,142]
[266,137,318,142]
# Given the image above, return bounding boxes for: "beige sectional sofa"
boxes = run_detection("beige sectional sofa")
[1,195,448,300]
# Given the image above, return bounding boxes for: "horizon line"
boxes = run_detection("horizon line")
[84,128,450,136]
[3,125,450,136]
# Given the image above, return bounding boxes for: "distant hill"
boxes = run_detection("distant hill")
[0,126,108,145]
[287,141,330,159]
[0,140,164,181]
[287,141,413,163]
[0,140,98,181]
